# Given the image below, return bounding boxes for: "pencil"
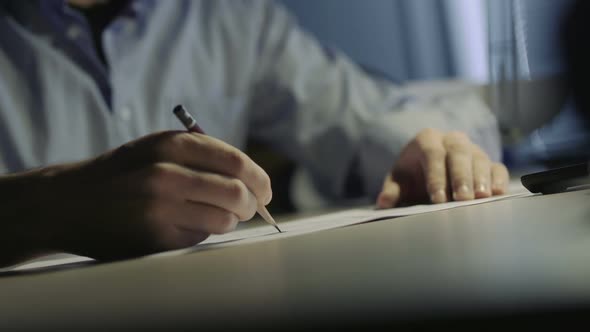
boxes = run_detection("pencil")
[172,104,282,233]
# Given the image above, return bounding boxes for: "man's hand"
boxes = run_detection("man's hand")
[376,128,509,208]
[0,131,272,265]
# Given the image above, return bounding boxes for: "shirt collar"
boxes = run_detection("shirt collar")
[2,0,156,21]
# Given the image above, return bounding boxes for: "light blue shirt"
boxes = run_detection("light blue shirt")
[0,0,501,199]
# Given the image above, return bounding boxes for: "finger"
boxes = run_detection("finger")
[178,201,240,235]
[139,163,258,221]
[491,163,510,195]
[149,132,273,205]
[186,134,272,205]
[416,130,448,204]
[376,174,401,209]
[154,201,239,239]
[172,228,210,249]
[443,132,474,201]
[186,173,258,222]
[155,202,238,251]
[472,150,492,199]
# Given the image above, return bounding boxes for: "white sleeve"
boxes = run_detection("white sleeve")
[247,0,501,199]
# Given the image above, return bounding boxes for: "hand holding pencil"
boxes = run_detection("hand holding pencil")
[0,105,277,264]
[173,105,282,232]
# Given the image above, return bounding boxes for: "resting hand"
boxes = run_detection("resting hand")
[376,128,509,208]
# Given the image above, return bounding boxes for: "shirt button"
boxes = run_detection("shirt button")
[123,20,137,34]
[120,106,132,121]
[66,25,82,40]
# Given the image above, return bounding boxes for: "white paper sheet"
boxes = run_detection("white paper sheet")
[3,184,531,272]
[152,190,531,258]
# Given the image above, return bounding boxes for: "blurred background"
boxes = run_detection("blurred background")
[254,0,590,213]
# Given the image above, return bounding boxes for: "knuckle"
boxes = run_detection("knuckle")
[415,128,440,144]
[111,141,138,162]
[448,159,471,174]
[470,142,486,155]
[226,178,249,203]
[445,141,470,154]
[443,132,470,149]
[224,148,248,176]
[149,162,173,176]
[143,163,173,195]
[446,131,470,142]
[473,158,491,171]
[153,132,194,161]
[188,172,206,190]
[472,149,493,166]
[417,127,439,138]
[422,146,446,161]
[493,163,509,176]
[175,132,198,150]
[472,150,490,163]
[152,135,175,161]
[493,162,507,170]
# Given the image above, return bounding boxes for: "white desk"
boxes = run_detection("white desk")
[0,189,589,329]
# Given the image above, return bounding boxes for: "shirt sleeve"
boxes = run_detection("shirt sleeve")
[246,0,502,199]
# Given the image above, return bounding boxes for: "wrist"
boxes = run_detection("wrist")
[33,163,83,254]
[0,164,77,265]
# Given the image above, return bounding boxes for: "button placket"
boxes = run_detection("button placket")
[119,105,132,122]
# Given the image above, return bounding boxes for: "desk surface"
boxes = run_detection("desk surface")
[1,189,589,329]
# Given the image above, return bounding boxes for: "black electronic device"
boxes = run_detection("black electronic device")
[521,162,590,194]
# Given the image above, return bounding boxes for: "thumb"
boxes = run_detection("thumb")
[376,174,401,209]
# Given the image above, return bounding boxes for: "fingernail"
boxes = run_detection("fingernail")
[453,184,471,200]
[475,183,487,194]
[430,189,447,204]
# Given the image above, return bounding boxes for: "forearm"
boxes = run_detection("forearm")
[0,166,64,267]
